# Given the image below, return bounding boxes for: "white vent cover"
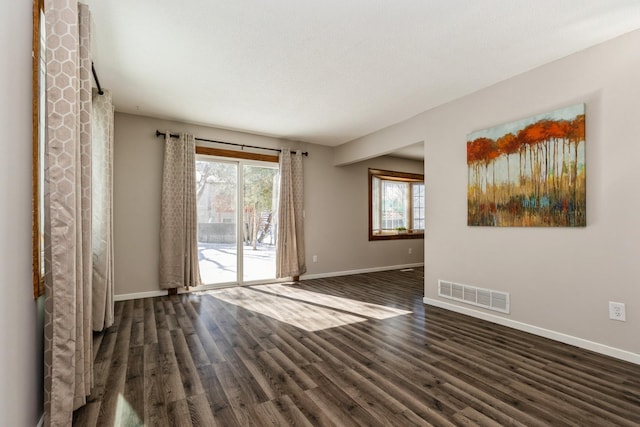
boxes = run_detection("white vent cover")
[438,280,510,314]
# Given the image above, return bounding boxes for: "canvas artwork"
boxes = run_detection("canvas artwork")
[467,104,585,227]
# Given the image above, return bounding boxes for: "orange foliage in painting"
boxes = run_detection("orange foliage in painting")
[496,133,519,155]
[467,137,494,164]
[467,115,584,170]
[518,121,546,147]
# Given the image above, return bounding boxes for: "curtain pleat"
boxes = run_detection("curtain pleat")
[184,134,200,287]
[75,2,93,409]
[43,1,93,425]
[91,89,115,331]
[276,149,306,278]
[160,132,202,289]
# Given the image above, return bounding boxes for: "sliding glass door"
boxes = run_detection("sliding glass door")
[196,157,278,286]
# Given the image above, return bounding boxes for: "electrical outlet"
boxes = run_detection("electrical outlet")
[609,301,626,321]
[408,248,412,255]
[312,255,318,263]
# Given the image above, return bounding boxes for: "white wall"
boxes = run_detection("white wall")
[343,30,640,359]
[114,113,424,296]
[0,1,44,425]
[304,144,424,277]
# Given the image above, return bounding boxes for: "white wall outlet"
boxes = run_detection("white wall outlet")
[312,255,318,263]
[609,301,626,321]
[408,248,412,254]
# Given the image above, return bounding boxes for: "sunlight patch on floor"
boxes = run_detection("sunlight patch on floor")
[204,284,412,332]
[115,393,143,426]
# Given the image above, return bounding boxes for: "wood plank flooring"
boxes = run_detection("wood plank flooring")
[73,268,640,426]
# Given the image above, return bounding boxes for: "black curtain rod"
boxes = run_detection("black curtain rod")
[91,62,104,95]
[155,130,308,156]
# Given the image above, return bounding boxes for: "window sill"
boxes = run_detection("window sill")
[369,231,424,241]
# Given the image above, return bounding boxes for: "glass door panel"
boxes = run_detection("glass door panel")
[242,164,278,282]
[196,158,237,285]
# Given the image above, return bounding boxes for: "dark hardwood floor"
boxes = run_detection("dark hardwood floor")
[73,268,640,426]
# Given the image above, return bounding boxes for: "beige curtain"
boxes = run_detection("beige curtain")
[43,1,93,425]
[91,89,114,331]
[276,149,307,278]
[160,132,202,289]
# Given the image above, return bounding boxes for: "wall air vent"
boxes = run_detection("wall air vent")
[438,280,510,314]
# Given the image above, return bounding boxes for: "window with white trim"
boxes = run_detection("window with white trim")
[369,169,424,240]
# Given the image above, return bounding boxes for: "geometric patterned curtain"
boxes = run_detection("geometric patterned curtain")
[91,88,114,331]
[159,132,201,290]
[43,1,93,425]
[276,148,306,278]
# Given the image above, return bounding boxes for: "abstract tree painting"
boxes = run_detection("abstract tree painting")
[467,104,585,227]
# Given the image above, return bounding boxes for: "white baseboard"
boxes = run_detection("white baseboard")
[114,289,171,301]
[424,297,640,365]
[301,263,424,281]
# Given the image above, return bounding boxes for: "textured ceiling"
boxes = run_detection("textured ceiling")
[85,0,640,147]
